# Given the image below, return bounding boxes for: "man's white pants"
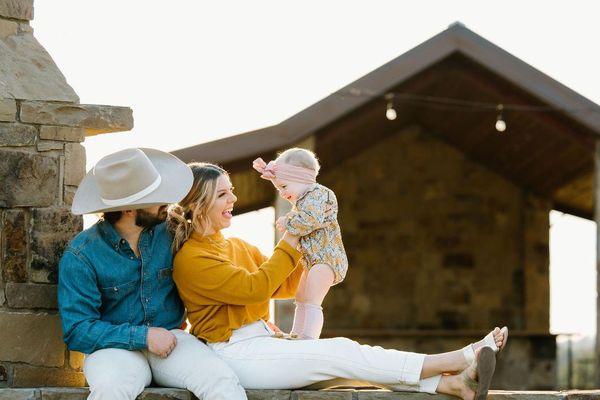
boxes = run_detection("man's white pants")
[209,321,442,393]
[83,329,247,400]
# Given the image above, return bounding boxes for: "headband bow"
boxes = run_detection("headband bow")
[252,157,317,185]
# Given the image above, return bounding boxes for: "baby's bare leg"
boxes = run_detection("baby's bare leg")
[304,264,335,305]
[299,264,335,339]
[291,269,309,336]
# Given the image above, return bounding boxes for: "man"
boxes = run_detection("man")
[58,148,247,400]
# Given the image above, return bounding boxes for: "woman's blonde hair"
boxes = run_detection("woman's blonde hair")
[277,148,321,175]
[167,162,227,252]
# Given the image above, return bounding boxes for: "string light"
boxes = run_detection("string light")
[495,104,506,132]
[341,89,597,130]
[385,93,397,120]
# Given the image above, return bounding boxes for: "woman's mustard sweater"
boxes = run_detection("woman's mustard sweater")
[173,231,303,343]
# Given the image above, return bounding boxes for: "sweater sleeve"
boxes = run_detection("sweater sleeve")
[247,243,303,300]
[272,262,304,299]
[174,240,302,305]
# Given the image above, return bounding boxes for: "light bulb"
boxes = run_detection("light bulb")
[495,118,506,132]
[386,106,397,120]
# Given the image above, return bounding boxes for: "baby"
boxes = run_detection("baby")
[253,148,348,339]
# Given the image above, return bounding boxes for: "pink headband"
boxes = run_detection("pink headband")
[252,157,316,185]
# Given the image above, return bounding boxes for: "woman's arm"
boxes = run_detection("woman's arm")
[173,238,302,305]
[248,233,303,300]
[272,261,304,299]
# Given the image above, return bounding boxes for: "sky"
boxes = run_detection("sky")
[32,0,600,335]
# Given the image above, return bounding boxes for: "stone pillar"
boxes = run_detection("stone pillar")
[0,0,133,388]
[522,194,551,333]
[273,136,316,331]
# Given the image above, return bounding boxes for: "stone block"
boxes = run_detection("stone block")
[40,388,88,400]
[247,390,292,400]
[0,18,17,38]
[39,126,84,142]
[5,283,57,309]
[20,102,133,135]
[0,99,16,121]
[358,393,453,400]
[0,388,38,400]
[1,209,28,283]
[0,150,58,207]
[63,186,77,206]
[0,122,36,146]
[0,363,7,383]
[30,208,82,284]
[64,143,85,186]
[0,0,33,20]
[68,351,84,371]
[0,31,77,102]
[0,311,65,367]
[292,392,353,400]
[17,21,32,34]
[138,388,192,400]
[12,366,84,388]
[37,141,64,152]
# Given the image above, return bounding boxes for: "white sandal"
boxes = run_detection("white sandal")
[461,347,496,400]
[462,326,508,364]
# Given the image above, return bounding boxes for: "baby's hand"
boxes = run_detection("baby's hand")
[275,216,287,232]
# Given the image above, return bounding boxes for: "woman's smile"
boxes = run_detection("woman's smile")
[222,207,233,219]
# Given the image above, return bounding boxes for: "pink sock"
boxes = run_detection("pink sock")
[302,303,324,339]
[290,301,306,336]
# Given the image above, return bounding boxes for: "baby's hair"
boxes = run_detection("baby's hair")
[276,148,321,175]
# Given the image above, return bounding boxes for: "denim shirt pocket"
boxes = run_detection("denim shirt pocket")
[99,280,137,321]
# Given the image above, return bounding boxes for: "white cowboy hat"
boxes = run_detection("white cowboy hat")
[71,148,193,215]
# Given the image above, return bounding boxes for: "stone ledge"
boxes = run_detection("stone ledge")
[0,0,34,21]
[20,102,134,136]
[0,389,597,400]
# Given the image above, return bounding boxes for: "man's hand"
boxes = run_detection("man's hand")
[147,327,177,358]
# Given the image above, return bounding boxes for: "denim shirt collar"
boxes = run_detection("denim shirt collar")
[97,219,155,251]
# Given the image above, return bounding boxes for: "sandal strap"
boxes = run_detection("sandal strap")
[462,343,475,365]
[483,331,500,352]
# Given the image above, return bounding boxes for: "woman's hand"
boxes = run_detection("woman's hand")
[275,216,287,232]
[282,231,300,248]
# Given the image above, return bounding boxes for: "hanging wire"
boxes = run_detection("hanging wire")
[338,88,599,114]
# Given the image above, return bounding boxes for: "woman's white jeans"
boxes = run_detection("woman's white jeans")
[83,329,247,400]
[209,321,442,393]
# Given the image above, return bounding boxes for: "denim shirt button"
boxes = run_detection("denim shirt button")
[113,287,118,292]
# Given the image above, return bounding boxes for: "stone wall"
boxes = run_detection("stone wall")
[317,125,553,388]
[0,0,132,387]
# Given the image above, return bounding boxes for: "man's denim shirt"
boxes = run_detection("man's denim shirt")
[58,219,185,354]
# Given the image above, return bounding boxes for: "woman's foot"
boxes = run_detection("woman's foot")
[440,347,496,400]
[462,327,508,366]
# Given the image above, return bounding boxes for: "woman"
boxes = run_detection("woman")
[168,162,508,400]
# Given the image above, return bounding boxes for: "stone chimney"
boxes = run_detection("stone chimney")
[0,0,133,387]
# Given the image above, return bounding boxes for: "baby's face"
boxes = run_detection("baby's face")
[273,178,309,203]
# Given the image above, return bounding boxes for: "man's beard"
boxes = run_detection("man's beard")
[135,206,167,229]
